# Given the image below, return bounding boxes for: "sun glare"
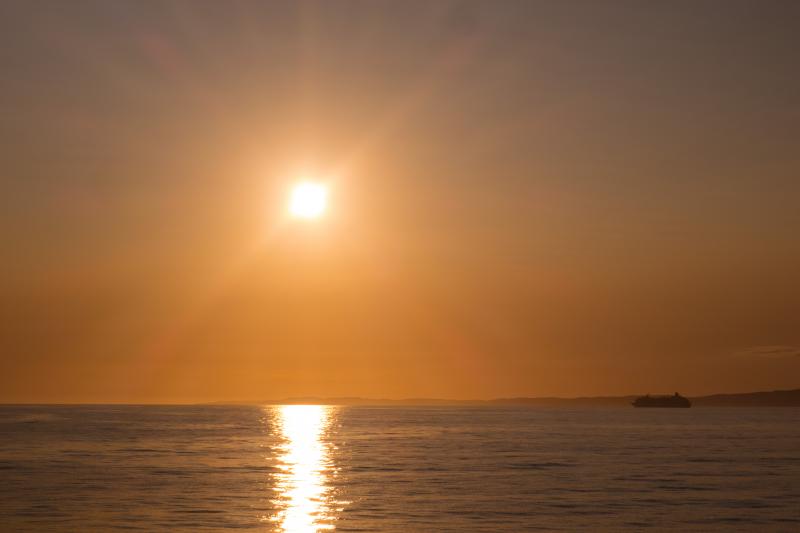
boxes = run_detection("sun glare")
[267,405,338,531]
[289,182,328,219]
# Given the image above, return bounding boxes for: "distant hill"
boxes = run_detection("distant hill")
[256,396,477,406]
[691,389,800,407]
[491,389,800,407]
[216,388,800,407]
[488,396,635,407]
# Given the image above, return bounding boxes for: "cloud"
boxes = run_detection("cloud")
[734,345,800,359]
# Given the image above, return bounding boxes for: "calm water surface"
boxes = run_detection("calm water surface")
[0,405,798,531]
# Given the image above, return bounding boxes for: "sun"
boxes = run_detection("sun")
[289,181,328,219]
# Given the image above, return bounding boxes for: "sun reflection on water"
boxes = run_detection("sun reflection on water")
[268,405,339,532]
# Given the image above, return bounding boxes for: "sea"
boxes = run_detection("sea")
[0,405,798,532]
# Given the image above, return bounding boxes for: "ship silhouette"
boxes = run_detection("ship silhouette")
[632,392,691,408]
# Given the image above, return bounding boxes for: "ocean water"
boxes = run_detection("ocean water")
[0,405,798,532]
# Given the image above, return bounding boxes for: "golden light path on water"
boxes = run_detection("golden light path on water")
[267,405,340,532]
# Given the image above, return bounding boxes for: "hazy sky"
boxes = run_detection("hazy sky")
[2,0,799,402]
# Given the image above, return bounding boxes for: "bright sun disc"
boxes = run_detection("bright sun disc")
[289,182,327,219]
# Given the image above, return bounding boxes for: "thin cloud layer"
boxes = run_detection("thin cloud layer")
[734,346,800,359]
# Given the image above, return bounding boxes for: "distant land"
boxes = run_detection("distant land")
[215,388,800,407]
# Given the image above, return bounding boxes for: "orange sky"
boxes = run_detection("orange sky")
[1,1,799,402]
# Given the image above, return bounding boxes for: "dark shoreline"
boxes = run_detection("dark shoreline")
[212,388,800,407]
[3,388,799,407]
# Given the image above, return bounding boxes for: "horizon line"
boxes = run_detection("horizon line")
[2,386,799,406]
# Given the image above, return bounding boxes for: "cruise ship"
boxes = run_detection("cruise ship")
[632,392,692,408]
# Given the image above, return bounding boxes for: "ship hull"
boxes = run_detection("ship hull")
[632,404,691,408]
[632,395,692,408]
